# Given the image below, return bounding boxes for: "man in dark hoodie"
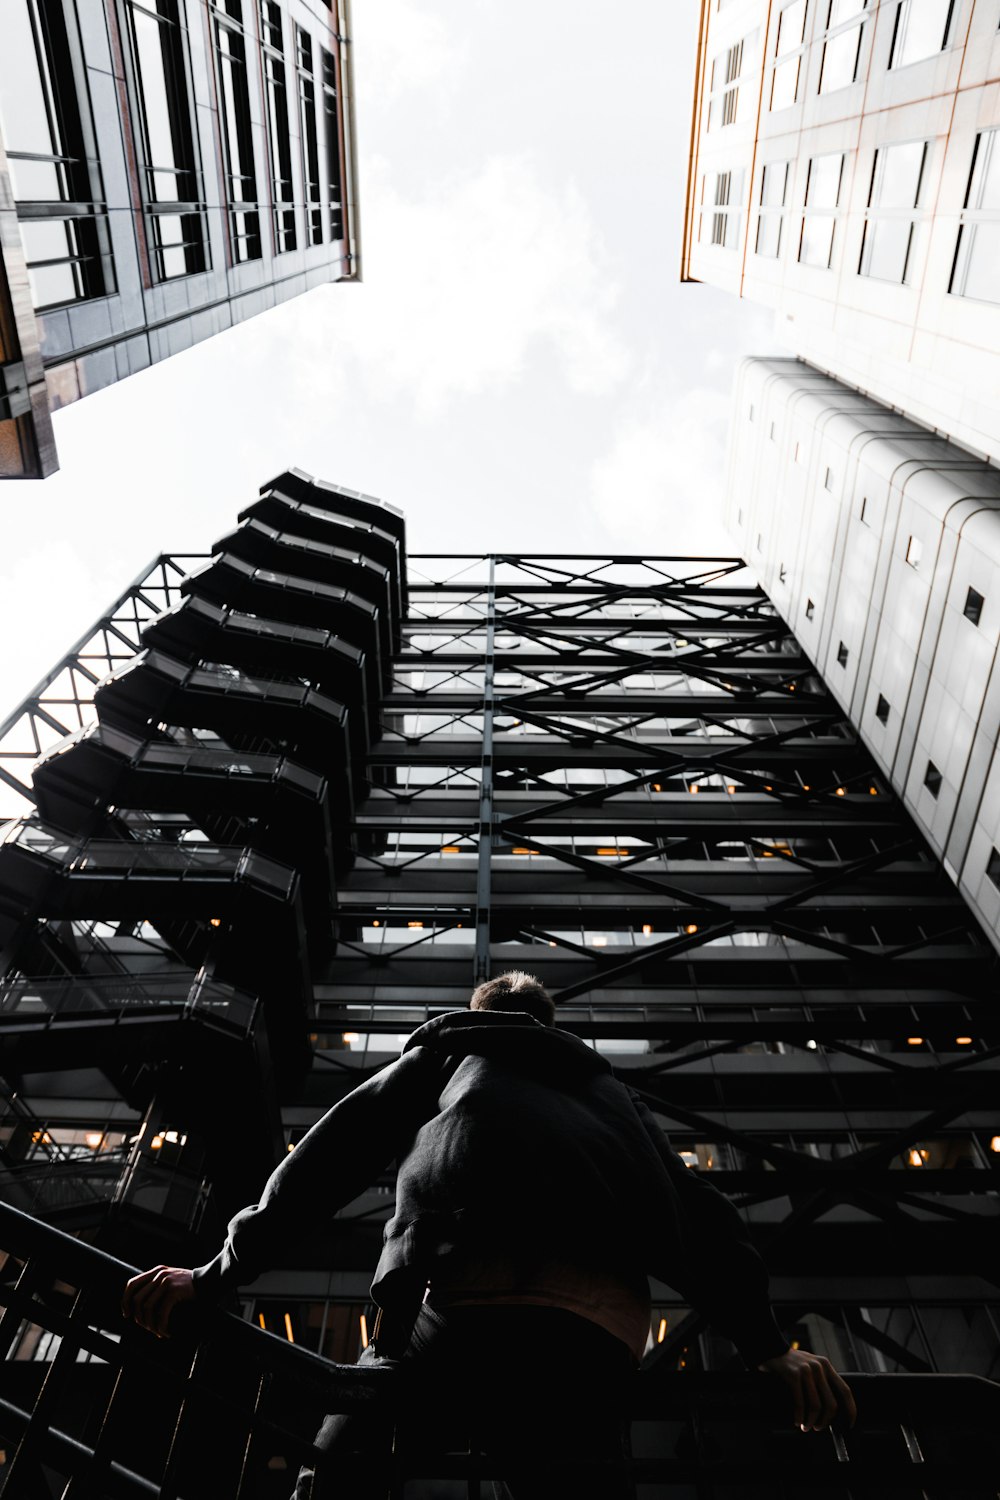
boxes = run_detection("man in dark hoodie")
[124,970,855,1497]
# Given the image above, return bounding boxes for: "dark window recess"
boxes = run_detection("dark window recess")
[860,496,869,523]
[779,564,787,583]
[213,4,262,263]
[837,641,849,667]
[988,847,1000,891]
[0,0,115,307]
[124,0,208,281]
[321,47,344,240]
[875,694,890,725]
[296,27,322,246]
[260,5,296,253]
[924,761,942,798]
[805,598,815,620]
[965,586,985,626]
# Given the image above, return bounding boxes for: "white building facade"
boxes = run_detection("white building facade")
[728,355,1000,952]
[683,0,1000,462]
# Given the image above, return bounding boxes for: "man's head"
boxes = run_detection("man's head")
[469,971,556,1027]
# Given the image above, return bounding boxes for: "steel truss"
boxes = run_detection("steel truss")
[0,524,996,1487]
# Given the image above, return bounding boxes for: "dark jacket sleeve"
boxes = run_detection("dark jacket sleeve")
[192,1046,446,1300]
[630,1093,789,1366]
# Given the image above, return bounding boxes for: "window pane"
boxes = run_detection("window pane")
[829,0,866,22]
[820,25,862,92]
[968,129,1000,212]
[756,213,782,257]
[953,222,1000,304]
[800,214,835,266]
[871,140,925,207]
[861,218,913,281]
[890,0,953,67]
[0,0,56,156]
[771,55,800,109]
[761,160,788,207]
[776,0,807,55]
[807,153,843,207]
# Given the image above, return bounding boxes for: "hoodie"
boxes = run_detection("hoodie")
[193,1010,788,1365]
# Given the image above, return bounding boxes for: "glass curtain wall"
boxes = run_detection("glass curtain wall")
[211,0,261,263]
[295,25,322,247]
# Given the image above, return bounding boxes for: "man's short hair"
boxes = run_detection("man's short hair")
[469,971,556,1027]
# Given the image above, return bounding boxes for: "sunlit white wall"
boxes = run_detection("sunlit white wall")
[726,355,1000,952]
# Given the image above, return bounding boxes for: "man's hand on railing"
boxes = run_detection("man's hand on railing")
[122,1265,195,1339]
[758,1347,857,1433]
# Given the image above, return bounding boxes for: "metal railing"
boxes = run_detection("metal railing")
[0,1201,997,1498]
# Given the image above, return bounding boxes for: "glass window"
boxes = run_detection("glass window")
[0,0,113,308]
[296,26,322,246]
[259,3,296,253]
[799,152,843,267]
[771,0,807,111]
[321,48,344,241]
[859,140,926,282]
[123,0,208,282]
[890,0,954,68]
[702,169,744,249]
[212,2,261,263]
[819,23,863,92]
[950,130,1000,305]
[756,160,789,257]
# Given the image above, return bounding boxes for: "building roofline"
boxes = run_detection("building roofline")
[680,0,713,284]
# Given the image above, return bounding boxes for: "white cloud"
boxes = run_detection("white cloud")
[289,152,631,415]
[588,384,738,557]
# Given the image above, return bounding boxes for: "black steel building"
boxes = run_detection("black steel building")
[0,475,998,1495]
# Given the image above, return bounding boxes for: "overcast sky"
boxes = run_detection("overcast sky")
[1,0,778,718]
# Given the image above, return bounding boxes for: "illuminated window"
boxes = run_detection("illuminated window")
[860,140,927,284]
[756,160,789,258]
[800,153,845,268]
[950,129,1000,305]
[889,0,953,68]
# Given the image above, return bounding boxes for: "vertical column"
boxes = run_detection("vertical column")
[474,556,495,984]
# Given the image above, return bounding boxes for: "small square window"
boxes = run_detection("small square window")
[906,535,923,569]
[965,586,984,625]
[769,422,777,441]
[755,533,763,553]
[987,847,1000,890]
[875,693,890,724]
[824,466,834,491]
[737,507,744,526]
[779,563,787,583]
[924,761,942,798]
[836,640,849,667]
[805,598,815,620]
[794,441,801,463]
[749,403,756,422]
[860,496,869,524]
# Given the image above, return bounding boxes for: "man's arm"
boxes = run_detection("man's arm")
[122,1045,446,1337]
[629,1093,856,1431]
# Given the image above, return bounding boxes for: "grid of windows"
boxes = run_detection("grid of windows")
[211,0,262,263]
[123,0,208,282]
[950,129,1000,307]
[799,152,844,267]
[296,26,322,247]
[859,139,926,284]
[259,1,296,253]
[703,169,744,249]
[708,32,758,131]
[0,0,114,308]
